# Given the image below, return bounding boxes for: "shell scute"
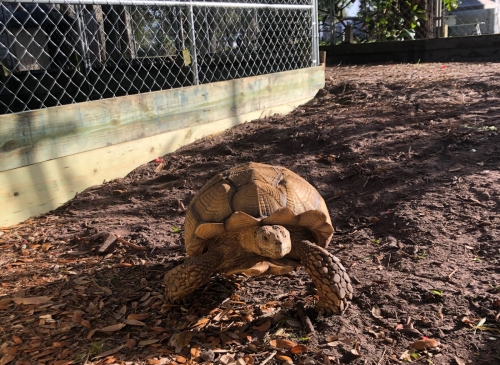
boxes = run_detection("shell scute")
[185,162,334,256]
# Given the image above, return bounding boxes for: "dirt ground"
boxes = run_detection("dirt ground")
[1,62,499,365]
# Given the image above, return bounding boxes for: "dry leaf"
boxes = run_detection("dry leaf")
[150,326,167,332]
[400,349,417,361]
[325,335,341,342]
[276,354,292,362]
[81,319,92,329]
[176,332,194,347]
[12,296,50,305]
[5,348,17,357]
[74,278,89,285]
[41,243,52,251]
[99,286,113,295]
[146,360,169,365]
[176,355,187,363]
[53,361,74,365]
[269,339,297,349]
[115,305,127,319]
[125,339,137,348]
[53,341,71,347]
[127,313,150,321]
[192,317,210,328]
[87,329,97,340]
[253,319,271,332]
[98,323,126,332]
[371,304,383,319]
[0,299,12,309]
[454,357,466,365]
[410,338,440,350]
[11,336,22,345]
[0,354,15,365]
[219,354,236,365]
[139,339,159,346]
[92,345,123,359]
[242,355,255,365]
[350,349,361,357]
[122,319,145,326]
[290,344,308,354]
[60,348,72,360]
[190,345,201,358]
[286,319,302,328]
[72,310,85,324]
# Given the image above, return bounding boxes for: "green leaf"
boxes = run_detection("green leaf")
[171,226,182,233]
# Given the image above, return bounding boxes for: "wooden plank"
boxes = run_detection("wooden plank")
[0,66,324,172]
[0,94,318,227]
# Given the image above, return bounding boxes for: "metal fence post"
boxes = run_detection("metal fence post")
[434,0,443,38]
[188,3,200,85]
[329,0,335,45]
[311,0,319,66]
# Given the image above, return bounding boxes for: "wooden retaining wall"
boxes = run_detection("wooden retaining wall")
[0,62,325,227]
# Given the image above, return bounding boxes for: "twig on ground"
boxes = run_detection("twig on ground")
[296,302,315,334]
[448,269,457,280]
[377,348,387,365]
[260,351,277,365]
[114,235,148,251]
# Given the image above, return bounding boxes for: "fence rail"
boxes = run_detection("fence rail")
[0,0,317,114]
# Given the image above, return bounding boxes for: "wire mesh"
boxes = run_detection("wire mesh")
[0,0,315,114]
[445,0,500,36]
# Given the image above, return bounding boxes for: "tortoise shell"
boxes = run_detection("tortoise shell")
[184,162,334,256]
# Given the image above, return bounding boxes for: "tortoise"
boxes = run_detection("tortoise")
[164,162,353,314]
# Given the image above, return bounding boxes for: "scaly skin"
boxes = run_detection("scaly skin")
[289,240,353,315]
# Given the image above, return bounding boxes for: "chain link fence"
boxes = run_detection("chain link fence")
[445,0,499,36]
[320,0,500,44]
[0,0,318,114]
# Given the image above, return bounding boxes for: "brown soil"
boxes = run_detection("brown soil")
[1,62,499,365]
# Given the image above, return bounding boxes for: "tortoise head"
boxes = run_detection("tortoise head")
[254,225,291,259]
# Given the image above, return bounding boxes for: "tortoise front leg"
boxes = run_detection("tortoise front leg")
[164,249,224,302]
[290,240,353,315]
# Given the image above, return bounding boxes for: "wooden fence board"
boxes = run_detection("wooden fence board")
[0,65,324,172]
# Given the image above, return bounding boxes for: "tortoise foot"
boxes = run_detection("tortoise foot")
[292,240,353,315]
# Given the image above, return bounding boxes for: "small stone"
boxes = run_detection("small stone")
[333,274,341,283]
[320,267,328,274]
[200,349,215,362]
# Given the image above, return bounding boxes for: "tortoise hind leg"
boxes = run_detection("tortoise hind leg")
[164,249,224,302]
[290,240,353,315]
